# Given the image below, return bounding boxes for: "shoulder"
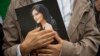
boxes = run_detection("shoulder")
[75,0,92,12]
[77,0,91,8]
[9,0,33,9]
[9,0,20,9]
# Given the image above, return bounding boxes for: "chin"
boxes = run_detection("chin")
[37,21,40,24]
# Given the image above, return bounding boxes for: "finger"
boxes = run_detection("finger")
[37,49,53,54]
[31,27,41,32]
[45,44,54,49]
[31,37,54,50]
[38,53,52,56]
[39,31,55,39]
[37,30,53,36]
[32,31,55,42]
[39,37,54,47]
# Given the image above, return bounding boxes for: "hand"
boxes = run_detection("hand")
[37,32,64,56]
[95,0,100,11]
[20,27,55,56]
[30,50,37,56]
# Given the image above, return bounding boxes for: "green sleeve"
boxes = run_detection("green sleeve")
[0,0,10,19]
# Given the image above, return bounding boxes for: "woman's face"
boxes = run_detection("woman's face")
[32,9,44,23]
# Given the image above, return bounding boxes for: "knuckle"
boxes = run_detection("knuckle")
[37,41,41,45]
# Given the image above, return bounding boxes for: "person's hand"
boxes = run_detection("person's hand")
[20,27,55,56]
[30,50,37,56]
[37,32,64,56]
[95,0,100,11]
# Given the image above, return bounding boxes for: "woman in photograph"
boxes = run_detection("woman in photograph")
[32,4,58,31]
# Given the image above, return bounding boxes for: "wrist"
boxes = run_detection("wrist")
[20,43,29,56]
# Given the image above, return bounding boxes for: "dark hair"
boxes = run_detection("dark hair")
[32,4,52,23]
[32,4,59,44]
[32,4,58,31]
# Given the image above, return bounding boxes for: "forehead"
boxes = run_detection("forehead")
[32,9,39,14]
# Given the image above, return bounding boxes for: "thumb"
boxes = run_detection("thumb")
[54,31,63,44]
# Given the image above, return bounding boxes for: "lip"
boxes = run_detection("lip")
[34,17,38,21]
[34,17,40,23]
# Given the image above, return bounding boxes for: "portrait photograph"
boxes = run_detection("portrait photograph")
[15,0,69,41]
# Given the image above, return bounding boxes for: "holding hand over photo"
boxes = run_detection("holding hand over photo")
[20,27,55,56]
[36,31,64,56]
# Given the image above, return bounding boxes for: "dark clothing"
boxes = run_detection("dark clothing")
[0,24,4,56]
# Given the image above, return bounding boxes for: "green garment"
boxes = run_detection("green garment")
[0,0,10,19]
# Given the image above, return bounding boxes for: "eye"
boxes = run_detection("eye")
[36,12,39,15]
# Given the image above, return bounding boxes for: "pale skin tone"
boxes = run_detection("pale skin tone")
[32,9,53,30]
[95,0,100,11]
[32,9,44,24]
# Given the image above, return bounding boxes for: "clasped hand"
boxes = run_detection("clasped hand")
[31,30,64,56]
[20,27,56,56]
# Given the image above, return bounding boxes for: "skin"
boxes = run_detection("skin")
[30,31,64,56]
[32,9,53,30]
[95,0,100,11]
[20,27,56,56]
[37,32,64,56]
[31,9,64,56]
[32,9,45,24]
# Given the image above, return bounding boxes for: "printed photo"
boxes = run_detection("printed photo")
[15,0,69,41]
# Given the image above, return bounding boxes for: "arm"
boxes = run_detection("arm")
[61,5,100,56]
[3,0,56,56]
[2,0,21,56]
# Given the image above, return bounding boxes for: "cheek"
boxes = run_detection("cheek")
[33,16,36,20]
[33,16,37,21]
[37,15,40,18]
[39,14,43,19]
